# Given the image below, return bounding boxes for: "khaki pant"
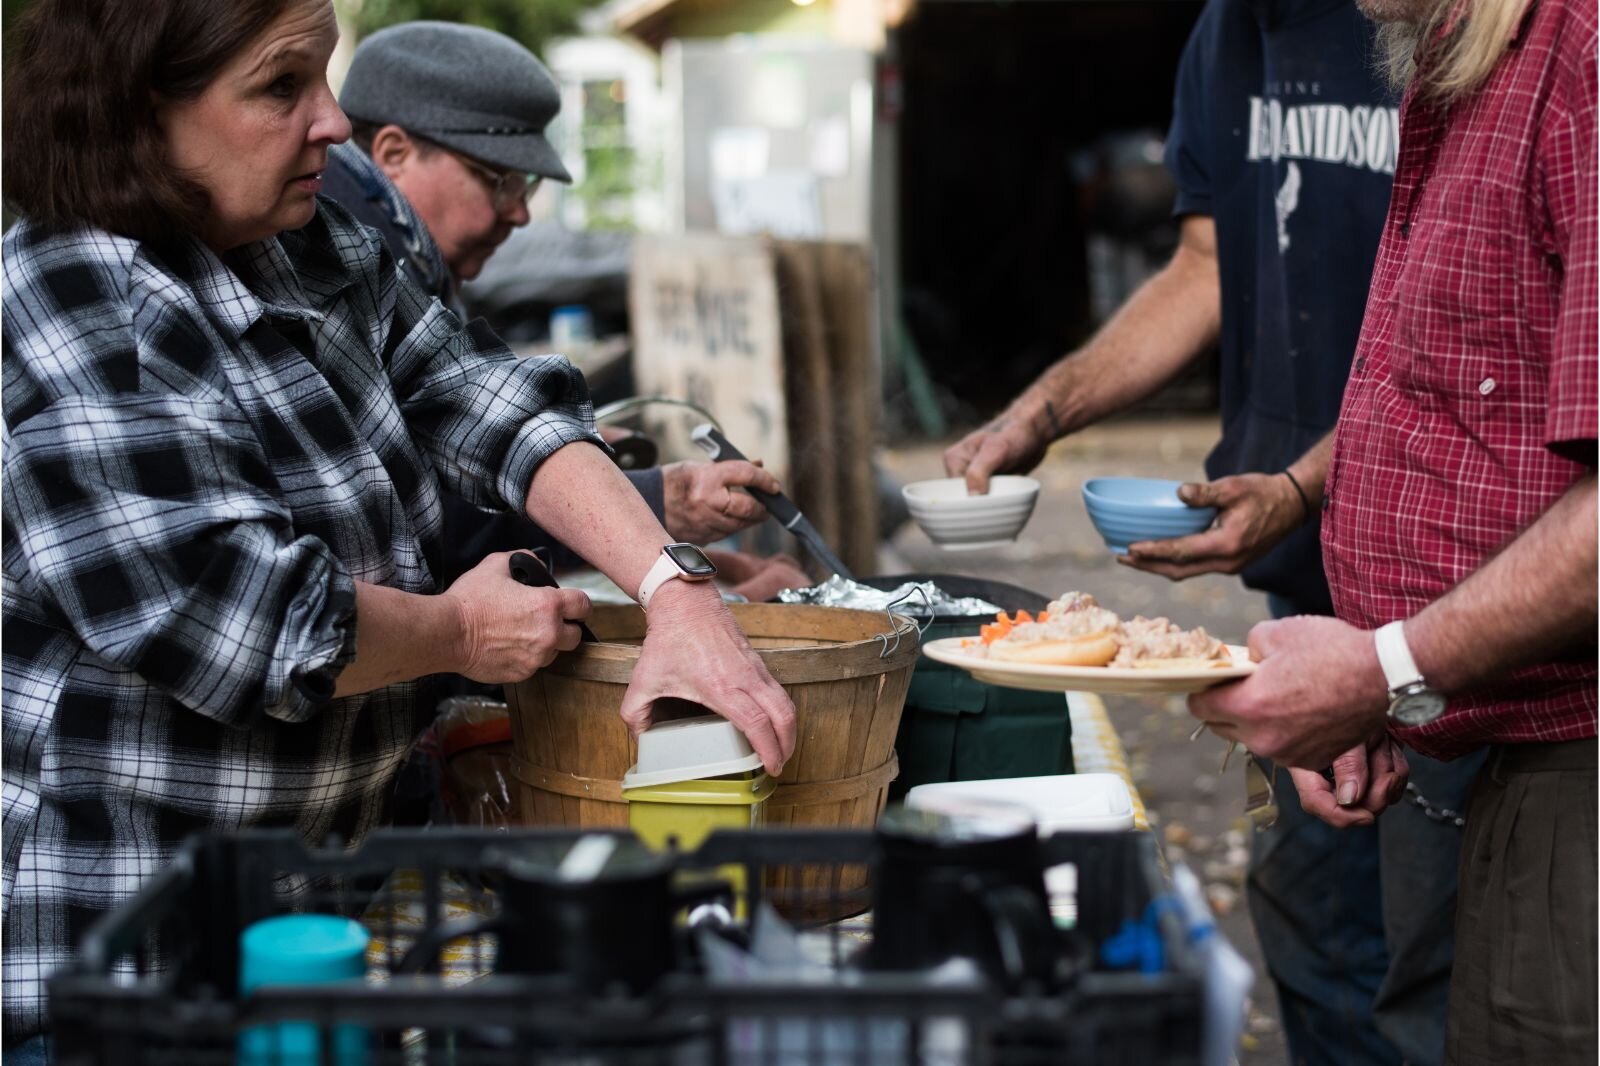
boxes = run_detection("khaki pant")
[1446,740,1597,1066]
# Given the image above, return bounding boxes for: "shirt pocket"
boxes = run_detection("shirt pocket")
[1390,183,1520,420]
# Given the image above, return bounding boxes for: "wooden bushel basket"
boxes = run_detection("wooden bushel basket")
[504,602,920,923]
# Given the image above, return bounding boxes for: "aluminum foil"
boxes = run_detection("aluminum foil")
[777,575,1003,618]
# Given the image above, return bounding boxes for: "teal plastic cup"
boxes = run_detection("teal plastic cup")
[238,914,371,1066]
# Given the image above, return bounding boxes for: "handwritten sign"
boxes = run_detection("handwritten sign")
[628,234,788,485]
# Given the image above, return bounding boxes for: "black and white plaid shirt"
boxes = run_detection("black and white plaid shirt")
[1,200,599,1042]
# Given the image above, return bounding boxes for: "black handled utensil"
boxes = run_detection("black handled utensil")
[690,423,855,581]
[508,551,598,643]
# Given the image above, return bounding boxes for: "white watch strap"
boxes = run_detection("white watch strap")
[1374,620,1424,692]
[636,552,682,609]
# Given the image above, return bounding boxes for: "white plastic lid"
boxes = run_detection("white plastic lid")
[904,773,1135,834]
[622,715,765,789]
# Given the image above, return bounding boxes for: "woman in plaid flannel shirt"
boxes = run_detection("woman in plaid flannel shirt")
[0,0,797,1053]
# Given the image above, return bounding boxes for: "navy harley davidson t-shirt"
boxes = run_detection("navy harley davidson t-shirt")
[1164,0,1397,613]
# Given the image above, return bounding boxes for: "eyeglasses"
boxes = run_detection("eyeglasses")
[442,147,543,213]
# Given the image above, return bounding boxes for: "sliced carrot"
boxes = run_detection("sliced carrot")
[1014,610,1033,624]
[1037,611,1050,623]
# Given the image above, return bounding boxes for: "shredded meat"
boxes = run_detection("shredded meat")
[1002,605,1119,645]
[973,591,1233,668]
[1045,591,1100,616]
[1110,616,1229,666]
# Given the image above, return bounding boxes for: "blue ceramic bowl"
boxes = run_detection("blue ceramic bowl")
[1082,477,1217,555]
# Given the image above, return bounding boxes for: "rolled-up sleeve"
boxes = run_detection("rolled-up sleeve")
[1545,37,1598,461]
[3,392,357,726]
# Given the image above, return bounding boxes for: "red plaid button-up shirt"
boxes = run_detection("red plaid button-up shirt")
[1323,0,1597,761]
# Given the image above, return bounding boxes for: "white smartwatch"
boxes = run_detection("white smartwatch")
[1374,620,1446,726]
[636,543,718,608]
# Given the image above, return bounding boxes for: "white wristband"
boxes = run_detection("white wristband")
[1373,620,1424,692]
[637,552,681,609]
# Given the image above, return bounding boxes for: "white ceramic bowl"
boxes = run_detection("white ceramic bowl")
[901,476,1041,550]
[622,715,764,789]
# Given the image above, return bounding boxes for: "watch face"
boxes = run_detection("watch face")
[664,542,717,576]
[1391,690,1447,726]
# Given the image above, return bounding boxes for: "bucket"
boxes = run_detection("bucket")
[505,602,920,922]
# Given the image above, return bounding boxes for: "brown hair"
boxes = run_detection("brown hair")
[2,0,293,242]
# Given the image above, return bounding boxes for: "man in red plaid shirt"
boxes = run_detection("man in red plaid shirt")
[1192,0,1597,1059]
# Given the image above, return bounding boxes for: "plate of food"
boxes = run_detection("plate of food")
[921,591,1256,695]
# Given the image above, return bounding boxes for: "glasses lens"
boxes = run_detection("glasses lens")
[452,150,531,212]
[486,172,539,212]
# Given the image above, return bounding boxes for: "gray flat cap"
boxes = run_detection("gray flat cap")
[341,21,572,183]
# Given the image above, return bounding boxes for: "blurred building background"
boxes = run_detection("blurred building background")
[324,0,1211,436]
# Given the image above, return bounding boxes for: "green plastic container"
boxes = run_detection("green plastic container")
[866,575,1075,801]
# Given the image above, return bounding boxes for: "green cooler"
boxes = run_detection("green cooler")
[864,575,1075,801]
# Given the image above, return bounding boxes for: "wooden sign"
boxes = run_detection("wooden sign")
[628,234,789,486]
[628,233,879,577]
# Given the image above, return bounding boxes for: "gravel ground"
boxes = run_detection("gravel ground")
[878,413,1287,1065]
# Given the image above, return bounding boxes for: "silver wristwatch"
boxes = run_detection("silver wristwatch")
[1374,620,1446,726]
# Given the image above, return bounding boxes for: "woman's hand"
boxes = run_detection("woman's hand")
[618,580,797,775]
[441,551,592,683]
[1119,472,1306,579]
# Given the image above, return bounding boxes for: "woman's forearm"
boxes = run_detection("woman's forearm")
[334,581,465,696]
[332,442,710,700]
[519,441,679,599]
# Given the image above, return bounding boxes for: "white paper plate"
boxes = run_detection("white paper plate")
[921,637,1255,695]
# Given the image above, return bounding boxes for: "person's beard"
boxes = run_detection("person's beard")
[1355,0,1434,23]
[1359,0,1438,87]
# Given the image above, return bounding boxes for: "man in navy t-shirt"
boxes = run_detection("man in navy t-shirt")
[946,1,1482,1062]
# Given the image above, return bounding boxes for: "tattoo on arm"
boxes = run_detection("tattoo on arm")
[1042,400,1062,439]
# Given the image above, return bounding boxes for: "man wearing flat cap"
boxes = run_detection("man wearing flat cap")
[327,20,572,314]
[324,21,806,597]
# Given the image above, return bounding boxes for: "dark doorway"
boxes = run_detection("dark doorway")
[895,0,1211,423]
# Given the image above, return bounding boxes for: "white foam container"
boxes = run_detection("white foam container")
[622,715,764,789]
[904,773,1136,927]
[903,773,1135,834]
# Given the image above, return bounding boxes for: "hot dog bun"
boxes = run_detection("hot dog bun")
[1124,655,1235,671]
[986,631,1119,667]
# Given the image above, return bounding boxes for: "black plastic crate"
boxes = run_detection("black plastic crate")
[49,828,1203,1065]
